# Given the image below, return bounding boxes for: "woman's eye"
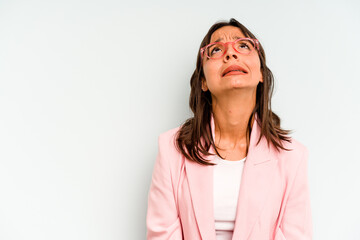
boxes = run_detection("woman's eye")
[239,43,250,49]
[211,47,221,54]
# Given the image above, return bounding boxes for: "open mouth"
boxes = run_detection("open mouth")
[223,70,247,76]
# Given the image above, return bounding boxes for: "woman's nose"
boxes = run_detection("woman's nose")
[224,44,239,60]
[225,52,238,60]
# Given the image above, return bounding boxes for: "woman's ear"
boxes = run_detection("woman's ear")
[259,73,264,83]
[201,78,208,91]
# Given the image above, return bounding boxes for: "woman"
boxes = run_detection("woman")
[146,18,312,240]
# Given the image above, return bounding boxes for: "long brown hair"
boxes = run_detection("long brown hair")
[175,18,292,166]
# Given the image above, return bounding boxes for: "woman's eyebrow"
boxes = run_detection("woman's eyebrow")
[213,36,242,42]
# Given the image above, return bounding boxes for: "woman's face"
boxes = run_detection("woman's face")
[201,26,263,97]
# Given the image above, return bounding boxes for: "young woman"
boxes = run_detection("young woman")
[146,18,312,240]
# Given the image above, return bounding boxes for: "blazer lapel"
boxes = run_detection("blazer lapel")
[184,114,218,240]
[232,113,279,240]
[185,156,216,240]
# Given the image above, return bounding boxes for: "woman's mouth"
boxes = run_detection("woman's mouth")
[222,65,248,77]
[223,70,247,76]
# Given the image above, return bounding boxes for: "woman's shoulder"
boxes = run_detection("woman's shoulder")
[275,136,309,171]
[156,126,183,158]
[158,126,181,147]
[156,126,185,174]
[282,136,308,154]
[159,126,181,140]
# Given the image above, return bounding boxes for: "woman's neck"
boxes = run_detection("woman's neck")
[211,91,256,148]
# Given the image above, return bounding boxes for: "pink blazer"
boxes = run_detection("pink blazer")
[146,113,312,240]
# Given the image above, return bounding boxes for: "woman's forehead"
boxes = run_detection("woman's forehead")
[210,26,246,43]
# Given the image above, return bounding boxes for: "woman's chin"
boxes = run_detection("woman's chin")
[228,79,259,89]
[230,79,247,88]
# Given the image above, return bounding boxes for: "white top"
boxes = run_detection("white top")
[213,156,246,240]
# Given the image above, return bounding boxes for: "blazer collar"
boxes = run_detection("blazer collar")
[184,112,279,240]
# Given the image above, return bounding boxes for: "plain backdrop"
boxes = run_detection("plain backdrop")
[0,0,359,239]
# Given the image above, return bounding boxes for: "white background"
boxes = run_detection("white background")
[1,0,359,239]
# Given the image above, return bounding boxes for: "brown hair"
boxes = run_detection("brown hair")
[175,18,292,166]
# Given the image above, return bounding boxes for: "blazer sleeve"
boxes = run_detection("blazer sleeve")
[146,134,183,240]
[278,146,313,240]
